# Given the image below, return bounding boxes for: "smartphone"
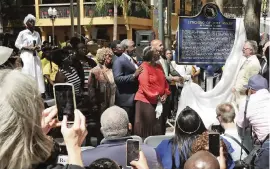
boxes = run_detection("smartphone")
[53,83,76,122]
[211,124,225,134]
[126,139,140,167]
[209,133,220,156]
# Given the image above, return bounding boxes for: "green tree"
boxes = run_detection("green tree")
[214,0,262,42]
[95,0,149,40]
[244,0,262,42]
[0,0,16,34]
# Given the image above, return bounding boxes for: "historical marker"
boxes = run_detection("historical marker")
[177,3,236,65]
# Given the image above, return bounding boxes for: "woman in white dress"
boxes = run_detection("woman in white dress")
[15,14,45,94]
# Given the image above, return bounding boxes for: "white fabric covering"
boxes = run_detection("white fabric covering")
[177,18,247,128]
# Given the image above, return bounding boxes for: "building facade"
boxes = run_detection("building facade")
[4,0,246,45]
[35,0,155,44]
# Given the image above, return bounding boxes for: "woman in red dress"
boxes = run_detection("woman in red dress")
[134,46,171,138]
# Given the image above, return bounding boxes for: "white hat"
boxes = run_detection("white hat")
[23,14,36,26]
[0,46,13,65]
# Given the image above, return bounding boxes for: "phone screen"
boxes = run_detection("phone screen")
[54,84,76,121]
[209,133,220,156]
[126,140,139,167]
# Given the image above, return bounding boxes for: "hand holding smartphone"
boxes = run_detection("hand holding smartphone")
[126,139,140,167]
[209,132,220,157]
[53,83,76,122]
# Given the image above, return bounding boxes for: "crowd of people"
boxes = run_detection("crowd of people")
[0,13,269,169]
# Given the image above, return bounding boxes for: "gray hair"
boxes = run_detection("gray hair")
[120,39,132,50]
[216,102,235,123]
[96,47,113,64]
[246,40,258,54]
[100,106,129,139]
[0,69,53,169]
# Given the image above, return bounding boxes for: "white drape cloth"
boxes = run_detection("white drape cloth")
[177,18,247,128]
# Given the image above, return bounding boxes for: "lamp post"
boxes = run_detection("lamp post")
[48,7,57,47]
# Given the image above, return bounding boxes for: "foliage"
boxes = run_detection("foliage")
[95,0,125,11]
[95,0,149,17]
[1,0,15,8]
[222,0,245,18]
[0,0,16,17]
[0,0,16,11]
[127,0,150,17]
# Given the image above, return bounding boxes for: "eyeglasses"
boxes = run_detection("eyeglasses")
[242,48,252,51]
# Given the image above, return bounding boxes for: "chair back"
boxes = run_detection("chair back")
[100,135,143,144]
[144,135,173,148]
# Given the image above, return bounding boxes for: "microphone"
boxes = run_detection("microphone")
[33,40,36,56]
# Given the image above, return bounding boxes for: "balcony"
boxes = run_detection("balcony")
[38,2,149,19]
[84,2,150,19]
[39,3,78,19]
[36,2,151,27]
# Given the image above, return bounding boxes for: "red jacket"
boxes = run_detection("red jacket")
[135,62,170,104]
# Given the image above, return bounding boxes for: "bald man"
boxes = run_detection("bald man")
[151,39,183,132]
[184,151,221,169]
[151,39,183,85]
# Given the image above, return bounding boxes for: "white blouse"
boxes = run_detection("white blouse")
[15,29,42,50]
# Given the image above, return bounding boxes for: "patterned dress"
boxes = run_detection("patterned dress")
[88,65,116,115]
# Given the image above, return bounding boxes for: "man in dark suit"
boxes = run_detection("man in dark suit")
[112,39,142,126]
[110,40,123,64]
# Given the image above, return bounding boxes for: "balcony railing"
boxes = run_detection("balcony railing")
[84,2,150,19]
[84,2,123,17]
[39,3,78,19]
[38,2,150,19]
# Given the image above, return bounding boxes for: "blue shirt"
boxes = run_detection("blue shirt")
[82,137,159,169]
[156,139,191,169]
[155,138,235,169]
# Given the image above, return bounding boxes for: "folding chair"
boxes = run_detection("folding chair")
[144,135,173,148]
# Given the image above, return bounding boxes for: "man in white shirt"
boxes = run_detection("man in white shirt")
[216,102,248,161]
[232,40,261,106]
[236,74,270,169]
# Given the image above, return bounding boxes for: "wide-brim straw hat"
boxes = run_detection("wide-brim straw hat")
[0,46,13,65]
